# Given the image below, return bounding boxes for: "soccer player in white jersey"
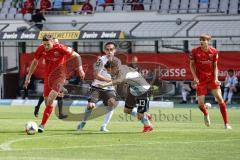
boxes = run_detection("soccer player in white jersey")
[77,42,121,132]
[100,60,153,133]
[223,69,238,104]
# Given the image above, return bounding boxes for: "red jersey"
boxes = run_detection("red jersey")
[34,43,73,77]
[190,46,218,81]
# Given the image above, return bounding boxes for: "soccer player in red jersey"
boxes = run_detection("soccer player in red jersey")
[24,34,85,132]
[190,34,232,129]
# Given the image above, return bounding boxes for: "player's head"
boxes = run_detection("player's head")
[104,41,117,57]
[104,60,119,75]
[199,34,211,47]
[228,69,234,76]
[42,34,54,51]
[131,56,138,64]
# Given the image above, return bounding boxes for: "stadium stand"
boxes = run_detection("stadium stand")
[0,0,239,20]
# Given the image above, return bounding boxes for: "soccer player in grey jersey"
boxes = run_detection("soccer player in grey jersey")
[77,42,121,132]
[100,60,153,133]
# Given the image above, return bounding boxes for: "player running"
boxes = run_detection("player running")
[77,41,120,132]
[99,60,153,133]
[189,34,232,129]
[24,34,85,133]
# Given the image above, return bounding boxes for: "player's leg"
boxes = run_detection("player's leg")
[56,96,67,119]
[77,87,99,131]
[38,89,58,133]
[136,94,153,133]
[197,95,210,127]
[196,83,210,126]
[125,90,138,117]
[227,87,236,104]
[100,91,118,132]
[34,95,44,117]
[77,102,96,131]
[211,88,232,129]
[181,89,188,103]
[223,87,228,102]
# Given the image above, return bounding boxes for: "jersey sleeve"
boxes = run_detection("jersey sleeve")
[112,68,125,84]
[114,57,122,66]
[189,48,196,61]
[212,51,219,62]
[34,45,45,60]
[58,44,74,56]
[93,58,103,73]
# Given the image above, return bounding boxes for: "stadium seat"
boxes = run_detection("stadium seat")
[123,4,132,12]
[169,0,180,13]
[199,0,209,13]
[15,13,23,20]
[9,8,17,14]
[179,0,189,13]
[228,0,239,14]
[24,13,32,21]
[0,7,9,14]
[0,13,6,19]
[95,5,104,12]
[209,0,219,13]
[144,4,150,11]
[189,0,199,13]
[114,4,123,11]
[6,13,15,19]
[105,6,114,12]
[219,0,229,13]
[159,0,170,13]
[151,0,160,11]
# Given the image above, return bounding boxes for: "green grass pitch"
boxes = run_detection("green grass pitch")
[0,104,240,160]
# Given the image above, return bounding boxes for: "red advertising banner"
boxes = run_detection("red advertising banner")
[20,52,240,81]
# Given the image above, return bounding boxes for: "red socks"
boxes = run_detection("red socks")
[199,105,208,116]
[41,105,53,126]
[219,102,228,124]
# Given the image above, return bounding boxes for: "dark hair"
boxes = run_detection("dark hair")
[104,60,119,69]
[42,34,54,41]
[228,69,234,73]
[104,41,117,49]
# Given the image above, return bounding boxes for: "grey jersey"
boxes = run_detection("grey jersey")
[114,65,150,96]
[92,55,121,90]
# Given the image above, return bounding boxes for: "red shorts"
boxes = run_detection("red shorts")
[196,80,220,96]
[43,74,66,97]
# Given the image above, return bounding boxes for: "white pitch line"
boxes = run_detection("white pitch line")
[5,138,240,152]
[0,136,55,151]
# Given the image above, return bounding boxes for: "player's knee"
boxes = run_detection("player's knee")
[124,107,132,114]
[87,103,95,110]
[46,98,54,106]
[107,98,117,108]
[137,113,144,120]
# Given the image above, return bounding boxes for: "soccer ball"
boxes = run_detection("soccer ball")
[205,102,212,109]
[25,121,38,135]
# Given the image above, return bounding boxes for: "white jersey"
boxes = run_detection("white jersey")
[92,55,121,90]
[225,75,238,88]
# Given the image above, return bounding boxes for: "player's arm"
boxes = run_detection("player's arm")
[99,73,124,88]
[94,59,112,82]
[61,44,85,79]
[213,53,220,85]
[70,51,85,80]
[24,58,38,88]
[24,45,44,88]
[213,62,220,85]
[189,59,199,85]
